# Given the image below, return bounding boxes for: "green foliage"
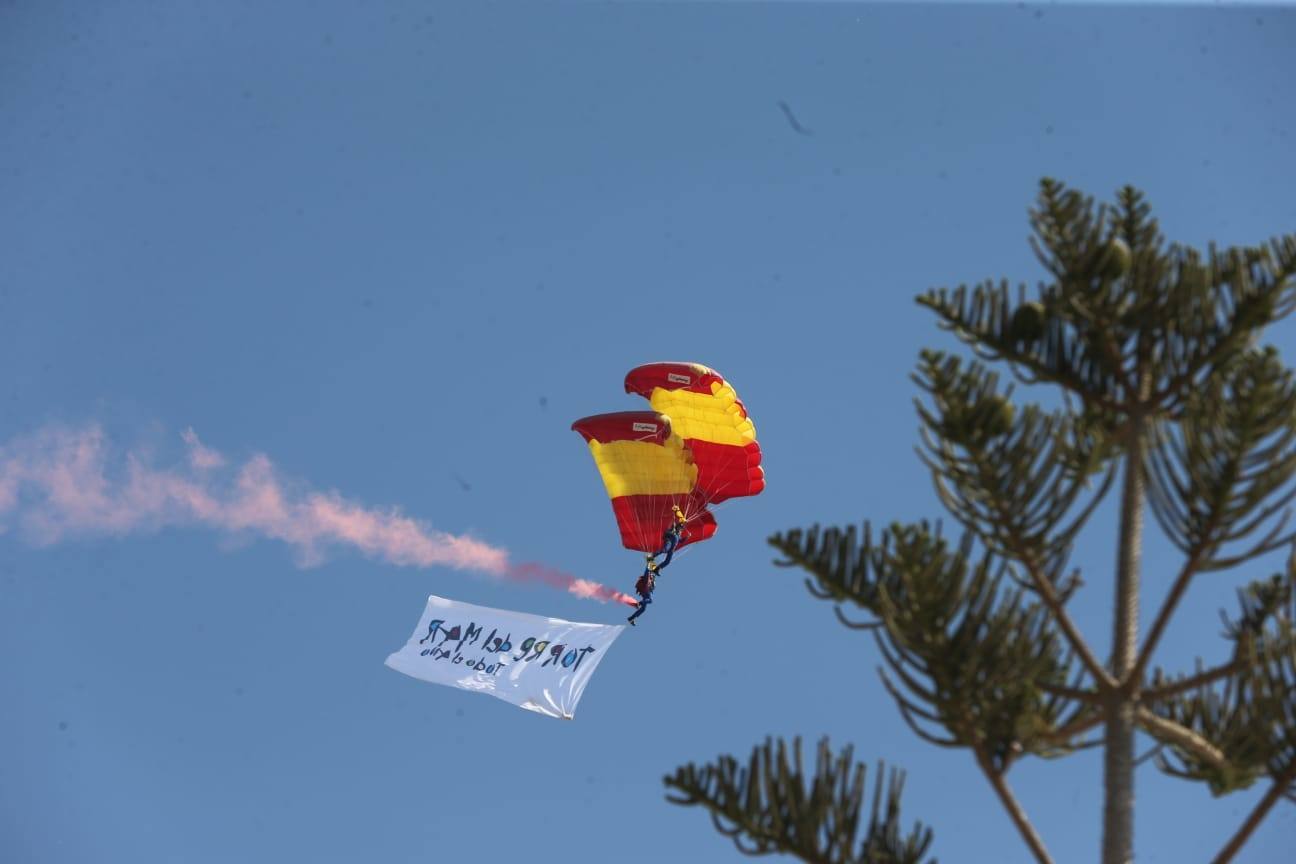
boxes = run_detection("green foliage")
[1145,345,1296,568]
[664,737,935,864]
[666,178,1296,864]
[770,522,1081,769]
[917,180,1296,419]
[1149,557,1296,797]
[913,352,1115,565]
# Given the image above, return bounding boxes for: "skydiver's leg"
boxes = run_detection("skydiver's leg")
[657,536,679,569]
[653,532,678,558]
[627,597,651,624]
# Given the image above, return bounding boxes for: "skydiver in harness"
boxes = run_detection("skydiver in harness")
[627,557,659,625]
[651,505,689,570]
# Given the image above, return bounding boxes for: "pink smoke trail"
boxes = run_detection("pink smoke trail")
[507,562,638,608]
[0,424,634,605]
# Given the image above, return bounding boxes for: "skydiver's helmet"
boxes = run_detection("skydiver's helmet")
[645,555,659,571]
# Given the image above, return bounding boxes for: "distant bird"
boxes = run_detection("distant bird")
[452,473,472,492]
[777,100,813,136]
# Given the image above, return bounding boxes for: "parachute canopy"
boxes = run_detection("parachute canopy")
[572,363,763,554]
[570,411,717,553]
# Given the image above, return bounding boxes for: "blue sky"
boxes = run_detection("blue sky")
[2,2,1294,862]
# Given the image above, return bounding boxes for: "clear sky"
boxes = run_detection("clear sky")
[2,2,1294,862]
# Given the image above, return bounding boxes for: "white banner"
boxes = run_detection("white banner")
[385,595,626,720]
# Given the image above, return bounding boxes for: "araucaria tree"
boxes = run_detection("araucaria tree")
[664,180,1296,864]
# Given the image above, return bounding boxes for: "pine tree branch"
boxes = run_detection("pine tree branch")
[1142,659,1245,701]
[973,746,1055,864]
[1160,243,1296,412]
[1005,540,1115,692]
[1139,345,1296,687]
[1204,511,1296,571]
[878,668,962,749]
[917,288,1127,413]
[1211,758,1296,864]
[1037,710,1104,749]
[833,603,881,631]
[664,738,936,864]
[911,352,1117,694]
[1135,706,1228,770]
[1144,559,1295,801]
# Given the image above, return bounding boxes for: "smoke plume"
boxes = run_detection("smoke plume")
[0,424,636,606]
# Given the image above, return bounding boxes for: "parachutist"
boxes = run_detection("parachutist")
[627,559,658,625]
[649,506,689,570]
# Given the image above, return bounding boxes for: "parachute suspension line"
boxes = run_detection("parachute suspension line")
[671,488,696,566]
[629,424,673,562]
[675,451,725,568]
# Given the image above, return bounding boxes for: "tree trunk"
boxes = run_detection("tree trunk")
[1103,417,1145,864]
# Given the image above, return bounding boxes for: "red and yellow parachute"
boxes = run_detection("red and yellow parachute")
[571,363,765,553]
